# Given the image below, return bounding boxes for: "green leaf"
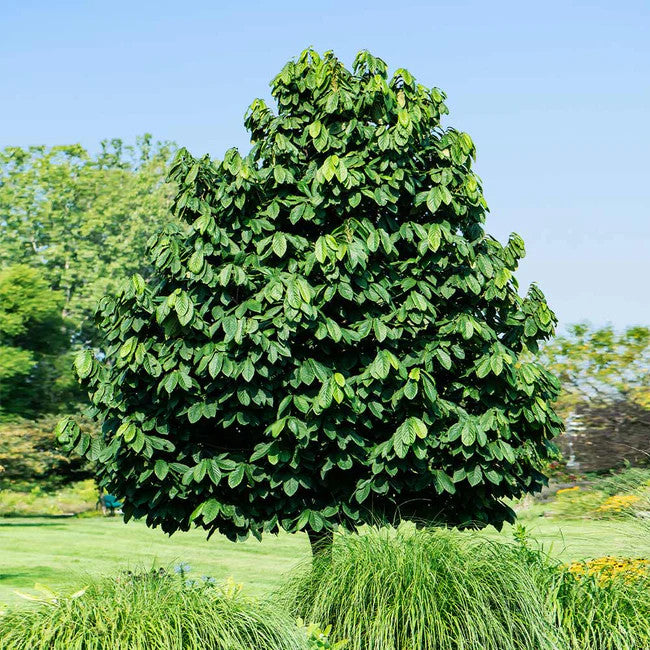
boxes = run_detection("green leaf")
[315,237,328,263]
[228,464,245,488]
[202,499,221,524]
[308,120,322,138]
[426,187,442,213]
[427,224,441,251]
[461,421,476,446]
[436,349,452,370]
[272,232,287,257]
[284,478,299,496]
[404,380,418,400]
[188,250,204,274]
[186,162,200,184]
[154,459,168,480]
[207,461,222,485]
[187,402,204,424]
[242,358,255,382]
[74,350,94,379]
[490,355,503,376]
[434,470,456,494]
[467,465,483,487]
[408,417,428,439]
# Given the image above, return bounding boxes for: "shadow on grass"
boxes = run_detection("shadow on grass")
[0,521,67,527]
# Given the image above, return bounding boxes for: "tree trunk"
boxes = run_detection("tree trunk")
[307,528,333,559]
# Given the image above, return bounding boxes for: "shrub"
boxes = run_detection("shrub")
[0,417,93,490]
[594,465,650,497]
[282,525,650,650]
[0,479,97,516]
[281,526,561,650]
[0,570,310,650]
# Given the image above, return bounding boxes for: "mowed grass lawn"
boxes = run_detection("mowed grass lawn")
[1,513,648,606]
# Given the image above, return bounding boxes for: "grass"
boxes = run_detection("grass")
[0,570,310,650]
[0,517,309,606]
[282,526,561,650]
[2,513,649,608]
[281,526,650,650]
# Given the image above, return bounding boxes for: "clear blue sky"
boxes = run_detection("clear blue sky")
[2,1,648,329]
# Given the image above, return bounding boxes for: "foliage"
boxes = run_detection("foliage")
[57,48,562,544]
[0,136,176,346]
[541,323,650,416]
[0,266,75,418]
[0,418,93,489]
[298,621,347,650]
[0,569,310,650]
[283,525,650,650]
[544,563,650,649]
[281,525,561,650]
[594,465,650,496]
[0,479,97,517]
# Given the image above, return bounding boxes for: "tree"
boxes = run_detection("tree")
[541,323,650,416]
[58,49,563,552]
[541,323,650,471]
[0,136,176,346]
[0,265,71,418]
[0,416,93,488]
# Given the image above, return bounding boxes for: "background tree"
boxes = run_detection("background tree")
[0,135,176,346]
[541,323,650,416]
[0,265,70,418]
[541,323,650,470]
[58,49,563,552]
[0,137,176,488]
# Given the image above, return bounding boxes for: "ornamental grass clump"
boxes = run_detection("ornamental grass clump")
[281,526,561,650]
[0,569,309,650]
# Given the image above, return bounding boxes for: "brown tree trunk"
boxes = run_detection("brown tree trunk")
[307,528,333,559]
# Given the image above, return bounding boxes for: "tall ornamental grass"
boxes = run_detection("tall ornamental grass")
[281,525,562,650]
[0,570,309,650]
[282,525,650,650]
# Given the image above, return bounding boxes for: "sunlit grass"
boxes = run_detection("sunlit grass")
[0,569,309,650]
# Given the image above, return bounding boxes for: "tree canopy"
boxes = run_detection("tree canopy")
[58,49,563,545]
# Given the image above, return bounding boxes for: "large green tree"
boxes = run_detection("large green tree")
[0,135,176,346]
[58,50,563,550]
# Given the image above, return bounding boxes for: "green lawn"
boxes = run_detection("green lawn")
[1,513,648,607]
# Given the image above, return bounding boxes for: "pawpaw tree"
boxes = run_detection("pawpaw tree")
[57,49,563,553]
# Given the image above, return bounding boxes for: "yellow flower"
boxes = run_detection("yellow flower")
[556,486,580,495]
[565,556,650,585]
[595,494,640,516]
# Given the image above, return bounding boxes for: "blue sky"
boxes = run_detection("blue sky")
[2,0,648,329]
